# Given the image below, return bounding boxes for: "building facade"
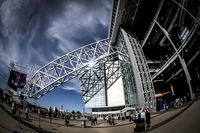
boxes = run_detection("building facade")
[108,0,200,111]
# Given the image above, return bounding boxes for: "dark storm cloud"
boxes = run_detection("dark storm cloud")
[0,59,9,88]
[0,0,112,67]
[0,0,112,90]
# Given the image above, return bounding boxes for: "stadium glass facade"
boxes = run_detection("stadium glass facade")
[107,0,200,112]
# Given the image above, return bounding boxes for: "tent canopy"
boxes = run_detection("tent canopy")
[120,107,136,113]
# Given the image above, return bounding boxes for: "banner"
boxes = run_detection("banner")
[8,70,27,91]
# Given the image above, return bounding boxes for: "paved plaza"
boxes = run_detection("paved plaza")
[1,97,200,133]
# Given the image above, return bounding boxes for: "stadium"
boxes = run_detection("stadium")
[4,0,200,118]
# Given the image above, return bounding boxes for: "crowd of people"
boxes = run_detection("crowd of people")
[132,107,151,132]
[1,89,196,130]
[89,115,98,126]
[0,93,75,123]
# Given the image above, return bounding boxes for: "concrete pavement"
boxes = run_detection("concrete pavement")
[148,98,200,133]
[0,107,37,133]
[1,97,200,133]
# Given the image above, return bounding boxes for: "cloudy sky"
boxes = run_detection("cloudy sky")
[0,0,113,111]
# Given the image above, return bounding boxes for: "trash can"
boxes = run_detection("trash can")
[81,120,86,128]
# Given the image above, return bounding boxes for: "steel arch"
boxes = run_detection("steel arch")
[20,38,129,104]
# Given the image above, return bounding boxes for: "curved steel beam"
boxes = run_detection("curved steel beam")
[20,38,129,100]
[155,20,194,100]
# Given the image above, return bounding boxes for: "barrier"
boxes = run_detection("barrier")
[81,120,86,128]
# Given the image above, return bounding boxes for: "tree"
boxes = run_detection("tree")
[76,111,82,115]
[71,110,75,114]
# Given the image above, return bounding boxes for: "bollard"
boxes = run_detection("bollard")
[50,118,52,127]
[0,100,2,114]
[81,120,86,128]
[38,114,41,129]
[18,110,22,129]
[0,105,2,114]
[65,118,67,126]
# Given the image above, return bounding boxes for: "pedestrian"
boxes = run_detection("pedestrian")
[94,116,97,125]
[48,107,52,125]
[25,106,29,120]
[134,109,145,132]
[164,101,169,111]
[111,116,115,125]
[145,108,151,129]
[11,101,16,115]
[108,115,112,125]
[65,115,69,126]
[91,116,95,126]
[129,113,132,122]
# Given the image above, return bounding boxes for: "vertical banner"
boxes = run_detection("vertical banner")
[8,70,27,91]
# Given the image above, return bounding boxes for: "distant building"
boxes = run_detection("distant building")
[60,104,65,112]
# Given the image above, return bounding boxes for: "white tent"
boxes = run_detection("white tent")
[120,107,136,113]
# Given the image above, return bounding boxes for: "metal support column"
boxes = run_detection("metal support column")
[104,63,108,106]
[155,20,194,100]
[171,0,200,26]
[142,0,164,47]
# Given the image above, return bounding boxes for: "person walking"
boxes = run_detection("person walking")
[25,106,29,120]
[111,115,115,125]
[145,108,151,129]
[11,101,17,115]
[48,107,52,126]
[108,115,112,125]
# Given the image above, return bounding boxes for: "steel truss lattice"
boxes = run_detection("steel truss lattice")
[20,38,129,104]
[79,59,122,104]
[121,0,141,25]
